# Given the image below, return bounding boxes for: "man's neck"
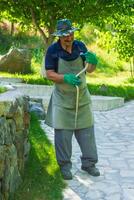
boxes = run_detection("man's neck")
[64,45,72,54]
[60,41,73,54]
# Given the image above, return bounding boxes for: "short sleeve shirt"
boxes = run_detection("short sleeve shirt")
[45,39,87,72]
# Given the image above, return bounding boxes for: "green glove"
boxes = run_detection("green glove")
[85,51,98,65]
[64,74,81,86]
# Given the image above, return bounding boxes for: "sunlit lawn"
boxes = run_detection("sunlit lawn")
[0,86,7,93]
[1,44,132,87]
[0,69,132,86]
[13,113,66,200]
[87,71,132,86]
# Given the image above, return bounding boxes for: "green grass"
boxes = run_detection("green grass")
[87,44,129,75]
[0,30,45,55]
[14,113,66,200]
[0,72,53,85]
[0,30,134,100]
[0,86,7,93]
[87,83,134,101]
[86,71,131,85]
[86,71,134,101]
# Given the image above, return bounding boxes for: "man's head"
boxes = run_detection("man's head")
[52,19,79,37]
[59,32,74,47]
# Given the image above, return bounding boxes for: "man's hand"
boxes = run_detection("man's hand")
[64,74,81,86]
[84,51,98,65]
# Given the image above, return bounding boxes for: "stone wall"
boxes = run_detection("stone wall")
[0,90,30,200]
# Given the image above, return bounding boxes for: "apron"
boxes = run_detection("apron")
[45,56,94,130]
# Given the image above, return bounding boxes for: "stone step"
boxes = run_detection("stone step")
[91,95,124,111]
[0,77,23,83]
[8,84,124,111]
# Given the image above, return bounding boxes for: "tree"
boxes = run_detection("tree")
[96,11,134,77]
[0,0,133,46]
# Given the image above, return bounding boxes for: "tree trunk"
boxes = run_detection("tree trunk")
[130,57,134,79]
[132,56,134,79]
[30,8,54,48]
[10,22,14,35]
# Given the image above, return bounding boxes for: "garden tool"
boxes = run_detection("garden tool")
[74,62,89,128]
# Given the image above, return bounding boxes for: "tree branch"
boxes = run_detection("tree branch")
[30,8,47,44]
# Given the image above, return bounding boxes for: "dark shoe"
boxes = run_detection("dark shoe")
[61,170,73,180]
[81,166,100,177]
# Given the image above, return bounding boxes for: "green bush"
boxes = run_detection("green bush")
[87,83,134,100]
[0,30,12,54]
[126,77,134,84]
[0,86,7,93]
[0,31,45,65]
[22,75,134,100]
[22,76,53,85]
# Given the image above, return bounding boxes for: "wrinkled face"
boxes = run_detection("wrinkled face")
[60,32,74,47]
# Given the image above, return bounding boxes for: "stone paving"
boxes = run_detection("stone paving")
[40,100,134,200]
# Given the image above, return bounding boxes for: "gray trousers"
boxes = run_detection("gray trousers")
[54,126,98,171]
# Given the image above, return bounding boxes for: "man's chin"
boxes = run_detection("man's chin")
[65,41,73,46]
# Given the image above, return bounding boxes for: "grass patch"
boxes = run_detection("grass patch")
[0,31,133,100]
[14,113,66,200]
[86,71,134,100]
[0,86,7,93]
[125,77,134,84]
[87,83,134,101]
[87,71,131,85]
[0,72,53,85]
[22,75,53,85]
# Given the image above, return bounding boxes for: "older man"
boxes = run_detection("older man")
[44,19,100,180]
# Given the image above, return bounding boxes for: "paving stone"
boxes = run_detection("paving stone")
[105,193,121,200]
[63,188,82,200]
[123,188,134,200]
[127,160,134,169]
[120,170,134,178]
[94,181,121,195]
[98,148,119,155]
[85,190,104,199]
[104,170,121,182]
[109,159,128,169]
[40,100,134,200]
[97,159,110,167]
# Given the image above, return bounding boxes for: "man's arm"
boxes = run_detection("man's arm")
[86,63,96,73]
[84,51,98,73]
[46,70,82,86]
[46,70,64,83]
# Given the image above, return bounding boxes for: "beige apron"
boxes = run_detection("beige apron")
[45,56,94,129]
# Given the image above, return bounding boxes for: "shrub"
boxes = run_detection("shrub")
[0,86,7,93]
[126,77,134,84]
[87,83,134,101]
[0,30,12,54]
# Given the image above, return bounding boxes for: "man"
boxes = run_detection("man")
[45,19,100,180]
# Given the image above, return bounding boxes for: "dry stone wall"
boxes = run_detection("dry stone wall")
[0,90,30,200]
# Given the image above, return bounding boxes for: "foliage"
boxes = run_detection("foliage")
[0,0,133,45]
[96,14,134,61]
[86,44,127,75]
[87,83,134,101]
[126,77,134,84]
[0,69,134,100]
[0,86,7,93]
[22,75,53,85]
[94,11,134,78]
[75,24,97,45]
[14,113,66,200]
[0,30,45,55]
[0,30,12,53]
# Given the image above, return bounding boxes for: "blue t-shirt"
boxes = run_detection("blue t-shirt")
[45,39,87,72]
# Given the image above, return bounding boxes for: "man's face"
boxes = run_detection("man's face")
[60,32,74,47]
